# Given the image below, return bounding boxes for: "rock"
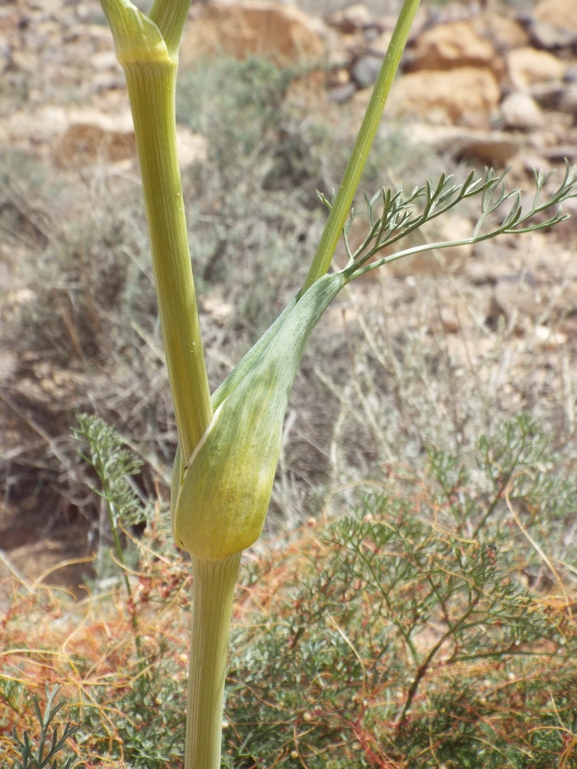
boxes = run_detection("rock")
[327,4,373,34]
[529,81,565,110]
[534,325,567,349]
[506,47,567,91]
[520,15,577,50]
[405,123,520,166]
[527,115,574,156]
[407,21,500,74]
[68,107,133,129]
[363,30,393,57]
[490,274,543,327]
[559,84,577,115]
[541,144,577,162]
[323,25,355,69]
[388,67,501,126]
[500,92,544,130]
[351,53,383,88]
[91,50,121,72]
[529,78,577,117]
[533,0,577,37]
[180,0,324,67]
[514,150,552,177]
[471,12,529,53]
[0,106,69,147]
[328,82,357,103]
[52,120,205,171]
[38,108,136,167]
[440,305,459,334]
[54,123,136,167]
[327,67,350,87]
[545,195,577,238]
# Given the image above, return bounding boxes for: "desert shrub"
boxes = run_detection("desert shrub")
[222,416,577,769]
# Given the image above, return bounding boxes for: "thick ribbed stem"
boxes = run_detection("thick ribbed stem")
[123,61,212,461]
[186,553,242,769]
[101,0,213,461]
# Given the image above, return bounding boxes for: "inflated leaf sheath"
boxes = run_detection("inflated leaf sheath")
[172,273,345,560]
[101,0,170,68]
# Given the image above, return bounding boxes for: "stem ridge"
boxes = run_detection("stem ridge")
[186,553,242,769]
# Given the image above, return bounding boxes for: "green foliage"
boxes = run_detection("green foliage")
[71,651,186,769]
[177,56,297,176]
[341,164,577,279]
[4,11,577,769]
[72,413,150,642]
[6,687,78,769]
[73,413,148,530]
[172,273,344,560]
[221,415,577,769]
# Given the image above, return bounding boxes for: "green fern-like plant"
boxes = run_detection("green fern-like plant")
[7,687,78,769]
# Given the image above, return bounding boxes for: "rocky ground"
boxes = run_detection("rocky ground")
[1,0,577,597]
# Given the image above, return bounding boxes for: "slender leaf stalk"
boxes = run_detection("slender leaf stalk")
[302,0,421,291]
[186,553,242,769]
[149,0,192,57]
[105,511,148,678]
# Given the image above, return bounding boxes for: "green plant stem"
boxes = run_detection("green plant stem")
[101,0,212,462]
[186,552,242,769]
[397,591,481,724]
[108,511,132,599]
[302,0,421,292]
[94,449,134,612]
[105,499,146,673]
[149,0,191,57]
[124,59,212,461]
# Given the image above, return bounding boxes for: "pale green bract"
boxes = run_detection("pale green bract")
[171,273,345,560]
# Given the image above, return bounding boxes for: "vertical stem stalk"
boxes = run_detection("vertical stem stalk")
[123,59,212,461]
[186,552,242,769]
[149,0,192,57]
[302,0,422,291]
